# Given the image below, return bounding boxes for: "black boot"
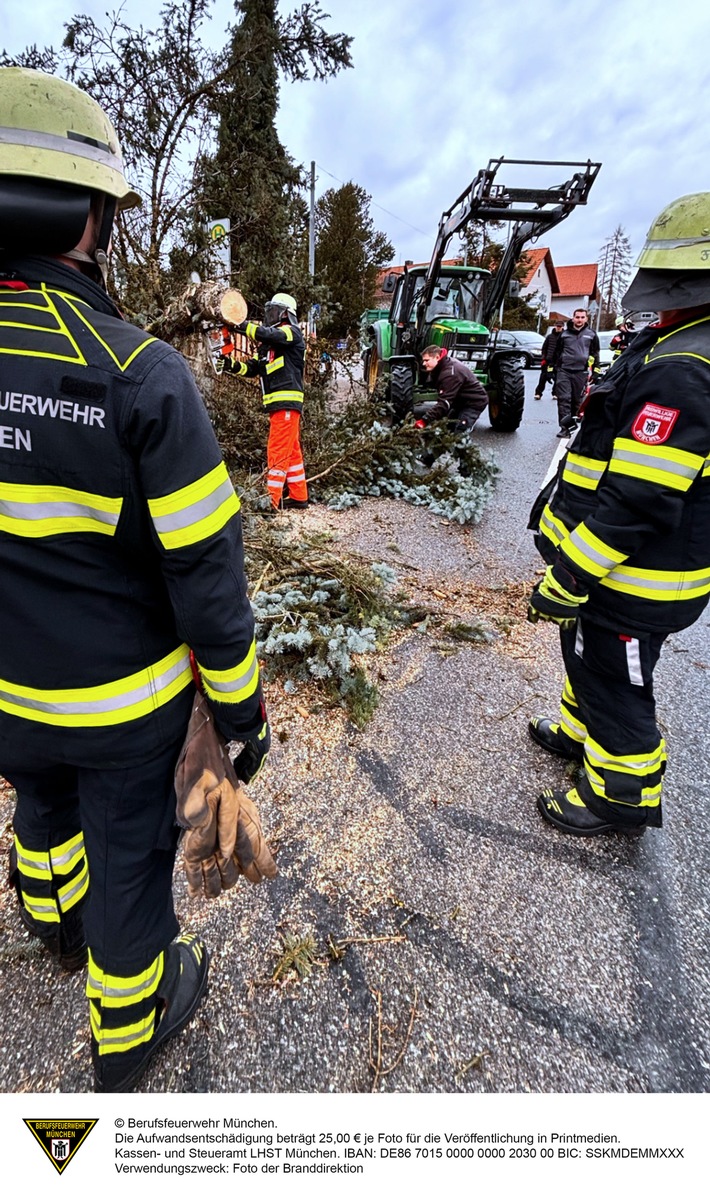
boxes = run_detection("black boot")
[537,787,647,837]
[528,717,584,763]
[93,933,210,1093]
[8,846,87,972]
[282,497,309,510]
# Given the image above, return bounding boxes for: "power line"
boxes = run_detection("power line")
[314,162,434,239]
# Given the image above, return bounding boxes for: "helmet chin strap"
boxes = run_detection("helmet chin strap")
[62,195,116,288]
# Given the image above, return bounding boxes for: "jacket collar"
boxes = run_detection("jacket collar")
[0,255,123,320]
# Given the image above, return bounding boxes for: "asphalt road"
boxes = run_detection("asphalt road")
[1,370,708,1095]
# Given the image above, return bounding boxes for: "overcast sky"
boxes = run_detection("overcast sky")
[2,0,709,274]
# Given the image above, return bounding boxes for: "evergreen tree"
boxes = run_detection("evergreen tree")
[315,182,394,338]
[2,0,352,319]
[598,225,633,327]
[199,0,352,306]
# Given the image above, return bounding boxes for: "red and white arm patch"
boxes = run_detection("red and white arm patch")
[631,402,680,445]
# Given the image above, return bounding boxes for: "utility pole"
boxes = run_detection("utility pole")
[308,160,316,337]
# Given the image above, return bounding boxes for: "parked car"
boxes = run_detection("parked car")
[494,329,545,368]
[597,329,615,371]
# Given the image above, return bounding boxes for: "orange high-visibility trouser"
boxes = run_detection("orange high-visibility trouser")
[267,409,308,507]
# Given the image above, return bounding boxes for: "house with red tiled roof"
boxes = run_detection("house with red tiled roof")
[551,264,599,321]
[519,247,558,321]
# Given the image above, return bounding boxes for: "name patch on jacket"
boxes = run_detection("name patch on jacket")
[631,402,680,445]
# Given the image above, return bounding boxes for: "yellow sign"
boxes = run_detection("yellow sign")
[24,1118,98,1175]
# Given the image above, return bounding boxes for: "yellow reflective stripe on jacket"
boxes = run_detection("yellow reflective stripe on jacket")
[0,481,122,538]
[282,326,294,342]
[263,390,303,406]
[562,453,608,491]
[0,287,86,364]
[245,321,259,340]
[265,355,285,374]
[50,831,86,875]
[57,860,89,912]
[197,639,260,705]
[559,522,627,579]
[600,564,710,600]
[147,462,240,550]
[14,837,51,881]
[608,438,702,492]
[538,503,569,548]
[90,1005,156,1054]
[0,644,192,727]
[87,950,164,1007]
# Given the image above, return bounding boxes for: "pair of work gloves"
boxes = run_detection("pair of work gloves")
[175,691,276,899]
[527,560,588,629]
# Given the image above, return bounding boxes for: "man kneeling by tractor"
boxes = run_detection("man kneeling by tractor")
[414,345,489,472]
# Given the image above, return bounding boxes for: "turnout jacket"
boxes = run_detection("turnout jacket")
[554,321,600,374]
[534,311,710,636]
[0,257,262,768]
[231,316,305,414]
[423,352,489,425]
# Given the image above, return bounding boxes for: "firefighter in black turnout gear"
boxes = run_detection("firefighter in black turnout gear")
[527,192,710,837]
[552,308,600,436]
[0,68,267,1091]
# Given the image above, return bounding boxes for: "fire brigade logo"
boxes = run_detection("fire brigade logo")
[631,402,680,445]
[23,1118,98,1175]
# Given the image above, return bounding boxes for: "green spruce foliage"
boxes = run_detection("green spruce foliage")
[315,182,395,338]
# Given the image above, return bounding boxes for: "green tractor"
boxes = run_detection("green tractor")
[363,157,601,432]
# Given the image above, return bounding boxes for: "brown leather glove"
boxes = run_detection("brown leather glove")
[175,690,277,898]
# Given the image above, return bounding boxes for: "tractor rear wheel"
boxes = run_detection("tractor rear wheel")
[364,342,380,396]
[487,356,525,432]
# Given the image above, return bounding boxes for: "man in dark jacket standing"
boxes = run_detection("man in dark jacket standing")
[0,68,269,1092]
[527,192,710,838]
[552,308,600,436]
[415,345,489,466]
[534,320,563,399]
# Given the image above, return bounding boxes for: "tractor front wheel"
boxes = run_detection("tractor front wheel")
[487,356,525,432]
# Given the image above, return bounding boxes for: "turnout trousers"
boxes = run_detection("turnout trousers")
[2,734,183,1062]
[266,409,308,508]
[555,368,588,427]
[556,616,666,827]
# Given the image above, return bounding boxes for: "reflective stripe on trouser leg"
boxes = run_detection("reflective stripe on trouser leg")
[87,949,164,1056]
[267,410,308,506]
[559,674,587,745]
[7,765,88,933]
[559,619,666,826]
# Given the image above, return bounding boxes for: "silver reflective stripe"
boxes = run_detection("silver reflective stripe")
[564,461,605,483]
[58,862,89,909]
[202,656,259,697]
[150,477,234,535]
[16,847,50,874]
[0,652,189,716]
[0,497,119,527]
[87,959,162,1000]
[574,619,584,658]
[568,529,619,572]
[0,125,125,172]
[611,446,698,481]
[51,836,85,872]
[643,236,710,248]
[625,638,644,686]
[605,569,710,593]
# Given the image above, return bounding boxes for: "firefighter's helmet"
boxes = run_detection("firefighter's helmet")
[623,192,710,311]
[0,67,139,262]
[265,292,298,324]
